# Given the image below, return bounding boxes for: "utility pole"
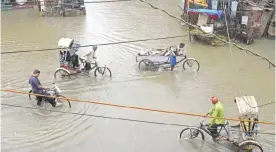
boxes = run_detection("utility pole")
[61,0,65,17]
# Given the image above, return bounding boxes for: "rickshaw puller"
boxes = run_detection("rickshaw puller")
[206,96,225,138]
[79,46,97,70]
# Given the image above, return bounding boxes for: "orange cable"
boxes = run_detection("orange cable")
[1,89,275,125]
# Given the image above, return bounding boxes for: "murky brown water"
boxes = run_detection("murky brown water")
[1,0,275,152]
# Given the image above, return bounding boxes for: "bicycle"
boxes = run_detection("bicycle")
[179,118,264,152]
[54,45,112,80]
[28,82,71,109]
[179,118,230,142]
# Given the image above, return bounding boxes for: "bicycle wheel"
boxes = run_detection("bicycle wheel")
[138,59,155,71]
[238,142,263,152]
[32,99,52,116]
[179,127,205,141]
[183,58,200,72]
[39,100,53,110]
[56,95,72,108]
[54,69,71,80]
[34,98,69,116]
[94,66,112,77]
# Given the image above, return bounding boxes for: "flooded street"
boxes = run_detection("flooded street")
[1,0,275,151]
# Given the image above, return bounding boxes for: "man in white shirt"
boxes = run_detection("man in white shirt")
[164,43,186,56]
[79,46,97,70]
[168,43,186,71]
[176,43,187,56]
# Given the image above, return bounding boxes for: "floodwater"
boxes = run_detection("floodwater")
[1,0,275,151]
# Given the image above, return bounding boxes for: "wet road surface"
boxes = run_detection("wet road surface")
[1,0,275,151]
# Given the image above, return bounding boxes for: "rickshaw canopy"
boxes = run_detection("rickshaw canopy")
[69,43,81,55]
[58,38,74,48]
[235,96,259,119]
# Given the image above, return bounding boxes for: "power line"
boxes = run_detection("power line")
[1,35,188,54]
[138,0,275,69]
[2,103,275,136]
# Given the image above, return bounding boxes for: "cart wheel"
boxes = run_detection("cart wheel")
[138,59,155,71]
[94,66,112,77]
[183,58,200,72]
[54,69,71,80]
[179,127,205,140]
[238,142,263,152]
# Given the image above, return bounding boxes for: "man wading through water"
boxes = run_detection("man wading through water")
[29,69,62,107]
[170,43,186,71]
[79,46,97,71]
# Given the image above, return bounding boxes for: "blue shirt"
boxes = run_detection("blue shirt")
[29,76,42,93]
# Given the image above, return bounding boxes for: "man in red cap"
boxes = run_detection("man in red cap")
[206,96,225,138]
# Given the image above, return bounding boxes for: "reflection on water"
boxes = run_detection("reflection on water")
[1,0,275,151]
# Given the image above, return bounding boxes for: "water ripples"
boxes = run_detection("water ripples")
[1,0,275,151]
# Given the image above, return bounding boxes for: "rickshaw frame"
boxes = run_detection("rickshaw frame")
[135,46,200,72]
[54,38,112,79]
[179,96,264,152]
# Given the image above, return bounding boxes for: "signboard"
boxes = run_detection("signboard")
[242,16,248,25]
[188,0,208,8]
[212,0,218,10]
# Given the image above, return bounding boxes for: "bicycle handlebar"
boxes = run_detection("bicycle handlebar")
[200,117,206,126]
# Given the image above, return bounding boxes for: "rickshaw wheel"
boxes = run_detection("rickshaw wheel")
[138,59,155,71]
[54,69,71,80]
[94,67,112,77]
[238,142,263,152]
[179,127,205,140]
[183,58,200,72]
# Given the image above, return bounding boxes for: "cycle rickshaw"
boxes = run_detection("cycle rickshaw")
[135,45,200,72]
[179,96,263,152]
[54,38,112,80]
